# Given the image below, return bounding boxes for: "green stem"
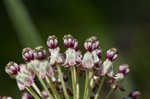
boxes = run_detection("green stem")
[45,76,60,99]
[104,88,115,99]
[35,71,54,99]
[83,71,90,99]
[77,83,79,99]
[25,87,40,99]
[32,82,44,98]
[94,76,105,99]
[57,65,69,99]
[88,71,95,98]
[71,66,77,99]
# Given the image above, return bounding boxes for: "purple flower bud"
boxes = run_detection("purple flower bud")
[118,64,130,75]
[90,36,99,50]
[42,90,49,98]
[129,90,140,99]
[22,93,32,99]
[106,48,118,61]
[5,61,20,77]
[22,48,34,62]
[33,46,46,60]
[84,41,92,52]
[47,35,58,49]
[84,36,99,52]
[73,39,78,51]
[63,34,78,49]
[95,49,102,58]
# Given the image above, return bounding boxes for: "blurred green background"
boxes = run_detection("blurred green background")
[0,0,150,98]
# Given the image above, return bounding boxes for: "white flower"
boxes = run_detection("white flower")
[102,59,113,75]
[16,64,34,90]
[82,52,94,69]
[92,50,100,64]
[64,48,77,66]
[28,60,54,79]
[49,47,63,66]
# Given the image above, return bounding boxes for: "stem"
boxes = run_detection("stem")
[94,76,105,99]
[32,82,44,98]
[71,66,77,99]
[45,76,60,99]
[83,70,90,99]
[104,88,115,99]
[35,70,54,99]
[77,83,79,99]
[25,87,40,99]
[57,65,69,99]
[88,71,95,98]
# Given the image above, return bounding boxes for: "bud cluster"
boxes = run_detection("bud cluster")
[4,34,140,99]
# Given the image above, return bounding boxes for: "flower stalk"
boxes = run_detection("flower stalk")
[71,66,77,99]
[57,65,69,99]
[35,70,54,99]
[25,87,40,99]
[83,70,90,99]
[32,82,44,98]
[94,76,105,99]
[45,76,60,99]
[4,34,140,99]
[105,87,115,99]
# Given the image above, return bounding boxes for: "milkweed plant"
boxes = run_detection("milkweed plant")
[2,34,140,99]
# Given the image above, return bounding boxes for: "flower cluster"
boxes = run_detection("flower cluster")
[5,34,140,99]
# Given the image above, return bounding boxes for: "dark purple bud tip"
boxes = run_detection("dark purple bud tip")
[5,61,20,76]
[129,90,141,99]
[33,46,46,60]
[106,48,118,61]
[63,34,78,49]
[118,64,130,75]
[90,36,99,50]
[84,36,99,51]
[22,48,34,62]
[47,35,58,49]
[84,39,93,52]
[95,49,102,58]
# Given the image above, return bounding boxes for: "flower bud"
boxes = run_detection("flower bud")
[22,93,32,99]
[106,48,118,61]
[84,36,99,52]
[33,46,46,60]
[22,48,34,62]
[5,61,20,77]
[42,90,49,98]
[129,90,140,99]
[47,35,58,49]
[95,49,102,58]
[90,36,99,50]
[84,39,93,52]
[118,64,130,75]
[63,34,78,50]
